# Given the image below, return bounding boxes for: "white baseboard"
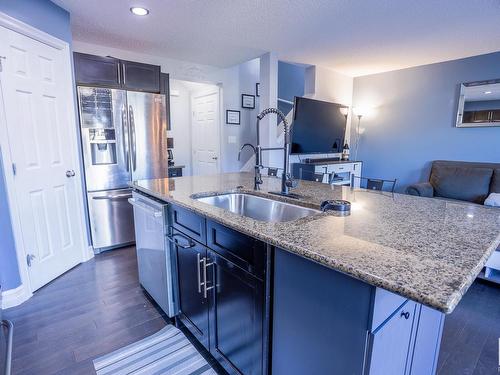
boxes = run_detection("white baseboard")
[1,284,32,309]
[82,245,95,262]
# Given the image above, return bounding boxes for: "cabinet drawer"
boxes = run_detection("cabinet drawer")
[170,204,206,245]
[371,288,408,331]
[329,164,354,174]
[207,220,266,279]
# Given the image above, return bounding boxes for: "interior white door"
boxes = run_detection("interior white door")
[191,89,220,175]
[0,26,86,291]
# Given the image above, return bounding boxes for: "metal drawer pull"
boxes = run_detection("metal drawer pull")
[203,258,215,299]
[197,253,202,293]
[400,311,410,320]
[167,234,195,249]
[128,198,162,217]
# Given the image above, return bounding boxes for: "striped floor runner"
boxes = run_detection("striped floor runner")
[93,325,216,375]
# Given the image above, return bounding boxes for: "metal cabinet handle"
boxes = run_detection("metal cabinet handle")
[203,258,215,299]
[167,234,195,249]
[65,170,75,177]
[197,253,202,293]
[400,311,410,320]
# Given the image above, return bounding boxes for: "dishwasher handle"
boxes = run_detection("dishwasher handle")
[128,198,162,218]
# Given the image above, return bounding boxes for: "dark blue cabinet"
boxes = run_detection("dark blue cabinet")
[208,250,265,375]
[171,207,268,375]
[174,230,210,349]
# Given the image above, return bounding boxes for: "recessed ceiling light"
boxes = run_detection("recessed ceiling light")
[130,7,149,16]
[484,91,492,94]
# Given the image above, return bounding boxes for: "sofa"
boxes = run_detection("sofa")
[406,160,500,205]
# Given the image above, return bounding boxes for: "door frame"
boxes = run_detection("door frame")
[190,85,222,175]
[0,12,92,308]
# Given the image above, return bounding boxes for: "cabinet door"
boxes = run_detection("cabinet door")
[175,231,210,349]
[121,60,160,93]
[208,250,265,375]
[73,52,121,87]
[368,300,417,375]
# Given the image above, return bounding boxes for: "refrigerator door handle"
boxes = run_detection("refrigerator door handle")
[121,104,129,172]
[129,105,137,172]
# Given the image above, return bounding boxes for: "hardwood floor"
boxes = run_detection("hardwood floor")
[4,246,500,374]
[4,246,169,375]
[437,279,500,375]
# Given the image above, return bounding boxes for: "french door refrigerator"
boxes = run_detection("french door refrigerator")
[77,87,168,251]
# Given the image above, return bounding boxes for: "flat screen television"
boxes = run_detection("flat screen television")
[291,97,348,154]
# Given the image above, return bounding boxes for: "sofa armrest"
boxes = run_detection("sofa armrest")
[406,182,434,197]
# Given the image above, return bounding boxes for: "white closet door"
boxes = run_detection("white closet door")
[0,25,87,291]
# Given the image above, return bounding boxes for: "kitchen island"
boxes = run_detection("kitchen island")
[131,172,500,375]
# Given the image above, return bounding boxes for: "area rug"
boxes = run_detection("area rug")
[93,324,216,375]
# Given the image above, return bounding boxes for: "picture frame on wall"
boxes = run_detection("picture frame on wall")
[226,110,241,125]
[256,83,260,97]
[241,94,256,109]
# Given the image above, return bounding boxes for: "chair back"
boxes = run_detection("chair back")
[352,175,397,192]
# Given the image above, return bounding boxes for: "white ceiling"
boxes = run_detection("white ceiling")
[53,0,500,77]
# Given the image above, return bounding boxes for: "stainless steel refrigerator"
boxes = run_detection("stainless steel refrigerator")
[77,87,168,250]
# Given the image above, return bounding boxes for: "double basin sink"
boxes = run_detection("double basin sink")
[194,192,319,223]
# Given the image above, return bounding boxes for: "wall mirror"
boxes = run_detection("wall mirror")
[456,79,500,127]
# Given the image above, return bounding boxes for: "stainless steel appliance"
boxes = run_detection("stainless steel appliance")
[129,191,177,317]
[78,87,168,250]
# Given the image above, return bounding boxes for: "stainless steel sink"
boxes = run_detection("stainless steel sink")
[194,193,319,222]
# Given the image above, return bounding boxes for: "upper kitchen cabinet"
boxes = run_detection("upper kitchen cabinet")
[74,52,121,88]
[74,52,161,93]
[121,59,160,93]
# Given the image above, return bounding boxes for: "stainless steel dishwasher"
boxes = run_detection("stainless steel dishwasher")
[129,191,177,317]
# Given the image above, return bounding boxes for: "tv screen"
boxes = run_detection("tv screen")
[291,97,348,154]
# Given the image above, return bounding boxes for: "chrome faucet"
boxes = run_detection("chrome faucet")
[238,143,262,190]
[256,108,297,196]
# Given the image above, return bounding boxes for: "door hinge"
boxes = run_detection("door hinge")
[0,56,5,72]
[12,163,16,176]
[26,254,36,267]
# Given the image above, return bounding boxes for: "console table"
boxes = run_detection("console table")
[291,160,362,187]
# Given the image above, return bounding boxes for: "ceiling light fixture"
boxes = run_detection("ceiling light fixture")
[130,7,149,16]
[484,91,492,94]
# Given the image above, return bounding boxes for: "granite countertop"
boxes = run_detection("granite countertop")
[131,173,500,313]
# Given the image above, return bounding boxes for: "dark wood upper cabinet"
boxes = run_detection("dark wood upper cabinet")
[73,52,161,93]
[73,52,121,88]
[121,60,160,93]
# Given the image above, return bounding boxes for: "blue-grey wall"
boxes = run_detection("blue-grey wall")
[352,52,500,192]
[278,61,305,121]
[0,0,72,291]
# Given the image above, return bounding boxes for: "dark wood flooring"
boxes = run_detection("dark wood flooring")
[437,279,500,375]
[4,246,500,374]
[4,246,169,375]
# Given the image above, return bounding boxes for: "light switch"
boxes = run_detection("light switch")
[228,136,237,144]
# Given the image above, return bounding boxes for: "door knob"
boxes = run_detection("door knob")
[212,156,218,160]
[66,170,75,177]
